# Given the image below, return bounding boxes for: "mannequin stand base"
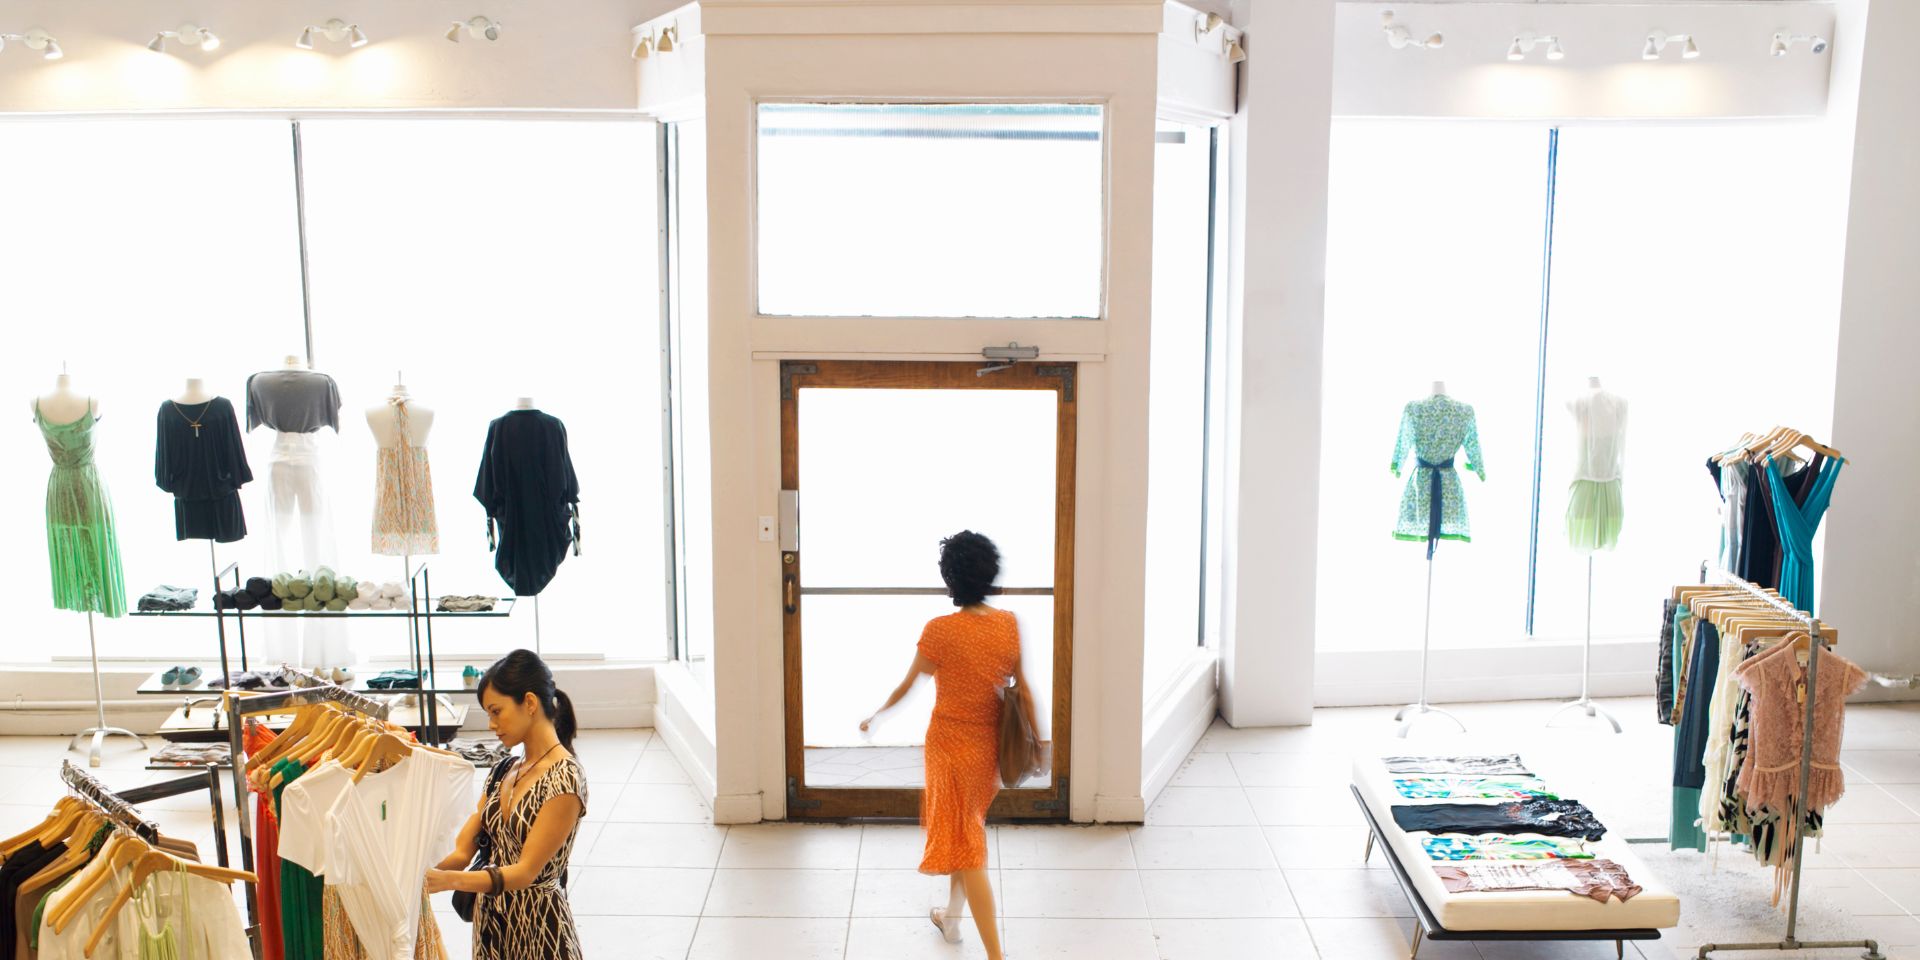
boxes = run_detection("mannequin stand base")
[1547,697,1622,734]
[1395,702,1466,739]
[67,726,147,768]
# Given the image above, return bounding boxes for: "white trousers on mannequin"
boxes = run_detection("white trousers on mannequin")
[261,432,351,668]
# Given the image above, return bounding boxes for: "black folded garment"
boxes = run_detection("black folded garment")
[246,576,274,600]
[259,593,283,611]
[1390,799,1608,842]
[212,590,236,611]
[232,588,259,611]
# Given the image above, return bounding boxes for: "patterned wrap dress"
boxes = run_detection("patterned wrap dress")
[1390,395,1485,556]
[36,401,126,617]
[918,608,1022,875]
[371,399,440,556]
[474,757,587,960]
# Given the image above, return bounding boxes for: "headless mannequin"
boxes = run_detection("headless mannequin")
[253,355,346,667]
[1431,380,1448,397]
[367,383,435,448]
[34,373,96,425]
[177,378,212,405]
[514,396,536,411]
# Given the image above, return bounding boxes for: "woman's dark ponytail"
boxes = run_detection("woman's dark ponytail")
[551,688,578,753]
[478,648,576,753]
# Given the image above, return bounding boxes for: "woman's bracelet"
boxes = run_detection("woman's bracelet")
[485,865,505,896]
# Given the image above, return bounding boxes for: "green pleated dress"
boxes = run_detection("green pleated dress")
[36,401,127,617]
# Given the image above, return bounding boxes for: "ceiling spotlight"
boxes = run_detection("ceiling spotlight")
[1643,31,1700,61]
[1382,11,1443,51]
[447,16,500,43]
[297,19,365,51]
[1772,32,1828,57]
[656,24,677,53]
[1,29,63,60]
[149,24,220,54]
[1508,32,1563,62]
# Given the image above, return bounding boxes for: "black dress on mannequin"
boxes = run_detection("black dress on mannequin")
[473,409,580,597]
[155,397,252,542]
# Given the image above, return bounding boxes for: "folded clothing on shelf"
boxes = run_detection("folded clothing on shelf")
[151,741,231,767]
[137,585,198,612]
[446,737,513,766]
[436,595,497,613]
[365,668,424,690]
[205,667,296,691]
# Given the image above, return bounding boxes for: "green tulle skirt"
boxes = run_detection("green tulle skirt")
[47,466,126,617]
[1565,478,1623,554]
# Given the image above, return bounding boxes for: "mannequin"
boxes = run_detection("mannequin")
[247,354,345,667]
[368,378,441,557]
[1431,380,1447,397]
[1553,376,1628,733]
[1390,380,1484,736]
[178,378,212,405]
[34,372,96,425]
[34,369,139,763]
[514,396,536,410]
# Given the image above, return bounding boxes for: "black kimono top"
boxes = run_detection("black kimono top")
[154,397,252,502]
[473,410,580,597]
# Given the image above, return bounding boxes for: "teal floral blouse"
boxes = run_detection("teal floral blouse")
[1391,396,1486,545]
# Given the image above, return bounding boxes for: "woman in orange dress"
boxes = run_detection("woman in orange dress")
[861,530,1032,960]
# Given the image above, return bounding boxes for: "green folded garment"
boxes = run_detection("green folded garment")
[325,597,348,612]
[288,571,313,599]
[312,566,337,603]
[271,573,294,599]
[337,577,359,603]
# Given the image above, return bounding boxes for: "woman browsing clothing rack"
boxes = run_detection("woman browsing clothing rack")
[426,649,587,960]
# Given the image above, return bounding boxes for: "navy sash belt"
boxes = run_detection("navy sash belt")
[1418,456,1455,560]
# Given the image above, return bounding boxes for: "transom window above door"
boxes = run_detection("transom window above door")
[754,102,1106,320]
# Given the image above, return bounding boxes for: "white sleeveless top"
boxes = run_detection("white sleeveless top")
[1567,388,1628,482]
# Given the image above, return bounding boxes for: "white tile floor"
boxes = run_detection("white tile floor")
[8,695,1920,958]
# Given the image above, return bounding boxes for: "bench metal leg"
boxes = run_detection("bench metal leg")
[1364,829,1376,864]
[1410,921,1424,960]
[1616,940,1624,959]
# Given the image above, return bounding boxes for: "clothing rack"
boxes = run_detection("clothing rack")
[221,675,392,954]
[59,759,231,868]
[1694,570,1882,960]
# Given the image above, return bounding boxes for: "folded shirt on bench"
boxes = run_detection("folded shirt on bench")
[1391,799,1608,841]
[1393,776,1558,801]
[1383,754,1533,777]
[1422,833,1596,861]
[1434,859,1643,903]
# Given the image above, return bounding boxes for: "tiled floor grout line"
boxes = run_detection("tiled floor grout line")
[685,824,728,960]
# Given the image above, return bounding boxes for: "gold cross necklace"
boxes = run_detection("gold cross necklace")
[170,399,214,438]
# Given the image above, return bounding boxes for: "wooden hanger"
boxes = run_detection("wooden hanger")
[51,832,145,934]
[1,797,77,857]
[247,703,329,771]
[83,850,255,957]
[353,733,415,783]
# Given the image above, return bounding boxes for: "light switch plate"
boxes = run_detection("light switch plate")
[758,516,776,541]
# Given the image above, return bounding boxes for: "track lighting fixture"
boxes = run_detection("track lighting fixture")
[1771,32,1828,56]
[1507,32,1563,62]
[1193,12,1224,42]
[446,16,500,43]
[1382,11,1442,51]
[0,29,63,61]
[149,24,220,54]
[1642,31,1699,61]
[297,18,366,51]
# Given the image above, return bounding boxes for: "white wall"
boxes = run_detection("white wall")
[0,0,672,113]
[1217,0,1334,728]
[1820,0,1920,696]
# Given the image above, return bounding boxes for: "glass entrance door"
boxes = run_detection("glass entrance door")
[781,360,1075,820]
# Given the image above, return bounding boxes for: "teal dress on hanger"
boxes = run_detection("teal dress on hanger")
[1391,395,1486,558]
[1764,456,1843,615]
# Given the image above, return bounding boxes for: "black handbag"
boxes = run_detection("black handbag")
[454,757,516,922]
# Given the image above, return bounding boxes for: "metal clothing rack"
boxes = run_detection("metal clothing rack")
[1695,571,1882,960]
[60,759,231,868]
[221,675,391,950]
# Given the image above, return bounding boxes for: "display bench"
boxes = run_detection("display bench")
[132,561,512,753]
[1351,756,1679,959]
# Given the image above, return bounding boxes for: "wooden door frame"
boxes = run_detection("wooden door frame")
[780,359,1077,821]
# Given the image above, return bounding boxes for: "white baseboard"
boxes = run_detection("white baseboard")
[650,661,719,819]
[1094,793,1147,823]
[1315,640,1660,707]
[1140,653,1220,812]
[712,793,764,825]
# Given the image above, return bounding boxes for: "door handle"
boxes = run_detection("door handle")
[784,572,797,615]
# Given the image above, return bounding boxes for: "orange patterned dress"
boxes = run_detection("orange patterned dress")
[918,607,1022,875]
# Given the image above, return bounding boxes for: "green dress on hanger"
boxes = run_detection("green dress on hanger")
[1391,395,1485,556]
[37,401,127,617]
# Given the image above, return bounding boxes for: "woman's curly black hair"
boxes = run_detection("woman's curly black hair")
[938,530,1001,607]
